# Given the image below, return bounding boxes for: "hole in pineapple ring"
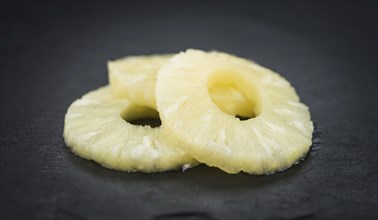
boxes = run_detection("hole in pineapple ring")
[120,104,162,128]
[207,69,262,120]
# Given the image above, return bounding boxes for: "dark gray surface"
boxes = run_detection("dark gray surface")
[1,1,377,220]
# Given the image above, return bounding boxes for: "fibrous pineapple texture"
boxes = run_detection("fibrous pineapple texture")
[63,86,197,172]
[156,49,313,174]
[108,55,254,117]
[108,55,172,109]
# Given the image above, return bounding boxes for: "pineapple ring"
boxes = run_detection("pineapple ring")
[108,55,255,118]
[63,86,198,172]
[108,55,172,109]
[156,49,314,174]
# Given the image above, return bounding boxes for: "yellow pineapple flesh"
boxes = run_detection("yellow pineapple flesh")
[108,54,254,118]
[63,86,198,172]
[156,49,313,174]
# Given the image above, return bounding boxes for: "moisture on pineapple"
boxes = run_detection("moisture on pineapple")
[64,49,313,175]
[108,55,254,117]
[63,86,198,172]
[156,49,313,174]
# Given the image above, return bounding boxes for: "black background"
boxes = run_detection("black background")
[1,1,377,220]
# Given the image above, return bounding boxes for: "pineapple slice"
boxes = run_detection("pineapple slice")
[108,55,172,109]
[108,55,254,118]
[63,86,197,172]
[156,49,313,174]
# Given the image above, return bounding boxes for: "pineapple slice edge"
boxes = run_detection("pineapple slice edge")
[63,86,199,173]
[155,49,314,175]
[108,54,256,118]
